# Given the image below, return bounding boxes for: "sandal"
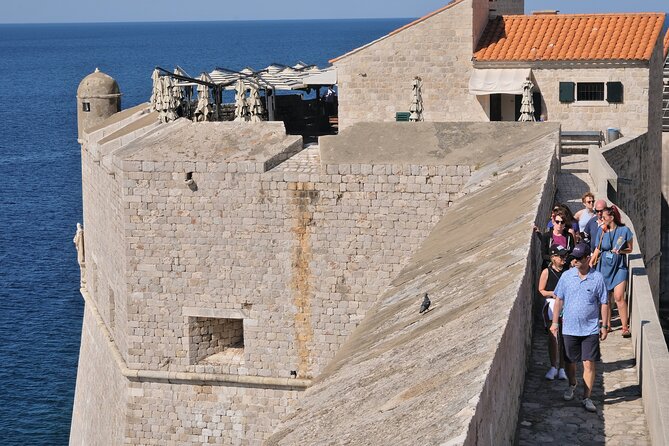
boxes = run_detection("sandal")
[621,327,631,338]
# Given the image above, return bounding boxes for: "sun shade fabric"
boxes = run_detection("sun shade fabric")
[209,63,331,91]
[468,68,532,95]
[302,68,337,86]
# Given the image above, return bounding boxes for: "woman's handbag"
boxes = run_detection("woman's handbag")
[590,227,606,266]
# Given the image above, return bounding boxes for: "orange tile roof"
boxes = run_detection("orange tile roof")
[474,13,665,62]
[664,28,669,58]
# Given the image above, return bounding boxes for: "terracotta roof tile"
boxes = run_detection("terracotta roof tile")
[664,28,669,59]
[474,13,665,62]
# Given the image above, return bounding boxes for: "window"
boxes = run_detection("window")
[82,102,91,112]
[559,81,623,104]
[187,316,244,364]
[576,83,604,101]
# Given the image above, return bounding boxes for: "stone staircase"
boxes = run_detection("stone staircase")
[560,130,604,154]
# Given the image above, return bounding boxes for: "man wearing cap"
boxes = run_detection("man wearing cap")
[550,242,609,412]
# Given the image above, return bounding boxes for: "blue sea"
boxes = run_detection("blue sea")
[0,19,408,445]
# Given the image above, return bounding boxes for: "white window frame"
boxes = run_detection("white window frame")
[572,81,608,107]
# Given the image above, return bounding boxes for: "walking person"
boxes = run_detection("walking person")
[574,192,596,237]
[583,199,608,248]
[591,206,634,337]
[536,209,575,268]
[550,243,609,412]
[539,245,568,380]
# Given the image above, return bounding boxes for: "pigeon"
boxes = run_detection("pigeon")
[419,293,431,314]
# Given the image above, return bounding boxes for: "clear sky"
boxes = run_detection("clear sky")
[1,0,667,24]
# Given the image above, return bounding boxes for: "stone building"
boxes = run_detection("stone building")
[69,1,667,445]
[332,0,665,299]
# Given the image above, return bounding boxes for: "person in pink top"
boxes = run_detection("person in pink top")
[537,209,575,268]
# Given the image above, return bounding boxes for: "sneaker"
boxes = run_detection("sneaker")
[563,384,576,401]
[558,368,567,380]
[582,398,597,412]
[545,367,558,380]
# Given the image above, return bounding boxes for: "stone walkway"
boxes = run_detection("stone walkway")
[515,153,650,445]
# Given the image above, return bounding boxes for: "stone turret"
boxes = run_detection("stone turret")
[76,68,121,141]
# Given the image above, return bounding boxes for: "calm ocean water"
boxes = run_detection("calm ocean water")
[0,19,408,445]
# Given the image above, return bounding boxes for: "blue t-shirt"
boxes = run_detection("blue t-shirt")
[553,268,608,336]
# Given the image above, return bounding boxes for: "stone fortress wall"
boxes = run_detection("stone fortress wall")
[72,116,513,444]
[70,0,667,442]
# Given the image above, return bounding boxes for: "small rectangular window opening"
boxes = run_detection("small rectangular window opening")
[576,83,605,101]
[82,102,91,112]
[187,317,244,365]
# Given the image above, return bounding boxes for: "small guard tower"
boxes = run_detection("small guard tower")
[76,68,121,141]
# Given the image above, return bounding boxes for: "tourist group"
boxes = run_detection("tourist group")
[534,192,633,413]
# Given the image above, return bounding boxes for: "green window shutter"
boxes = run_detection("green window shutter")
[559,82,575,103]
[395,112,411,122]
[607,82,623,103]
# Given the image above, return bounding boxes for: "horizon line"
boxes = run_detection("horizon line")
[0,16,416,26]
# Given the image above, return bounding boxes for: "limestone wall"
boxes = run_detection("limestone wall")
[121,159,471,378]
[125,382,301,444]
[333,0,489,129]
[70,305,128,446]
[81,144,129,359]
[599,134,662,299]
[531,66,652,136]
[589,143,669,446]
[265,128,560,445]
[72,120,560,445]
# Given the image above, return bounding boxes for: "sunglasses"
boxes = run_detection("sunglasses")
[554,219,565,224]
[585,200,594,204]
[595,209,605,214]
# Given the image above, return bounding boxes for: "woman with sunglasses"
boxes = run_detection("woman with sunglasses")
[574,192,596,235]
[538,209,575,268]
[591,206,633,338]
[545,203,580,243]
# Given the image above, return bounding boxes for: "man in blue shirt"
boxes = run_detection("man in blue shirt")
[583,199,607,248]
[550,243,609,412]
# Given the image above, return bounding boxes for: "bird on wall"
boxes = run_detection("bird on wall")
[419,293,431,314]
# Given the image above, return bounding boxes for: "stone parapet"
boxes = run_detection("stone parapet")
[592,133,662,300]
[589,141,669,446]
[73,119,560,444]
[266,127,560,445]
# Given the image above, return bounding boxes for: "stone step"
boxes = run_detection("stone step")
[561,145,594,155]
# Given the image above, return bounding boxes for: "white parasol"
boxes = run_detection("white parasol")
[249,85,264,122]
[518,78,536,122]
[409,77,424,122]
[234,79,250,122]
[194,73,213,122]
